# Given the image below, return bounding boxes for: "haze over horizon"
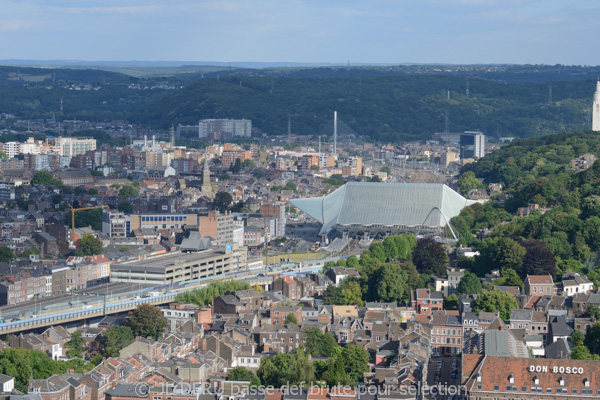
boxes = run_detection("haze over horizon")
[1,0,599,66]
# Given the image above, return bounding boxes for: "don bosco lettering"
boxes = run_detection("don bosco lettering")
[529,365,584,374]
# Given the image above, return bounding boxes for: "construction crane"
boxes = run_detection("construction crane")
[68,204,109,231]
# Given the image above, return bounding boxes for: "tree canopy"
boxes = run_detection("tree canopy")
[471,289,519,320]
[127,304,168,341]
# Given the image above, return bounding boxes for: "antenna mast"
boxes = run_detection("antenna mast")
[466,77,470,99]
[333,111,337,157]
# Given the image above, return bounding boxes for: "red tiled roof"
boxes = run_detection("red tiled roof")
[463,355,599,393]
[527,275,554,285]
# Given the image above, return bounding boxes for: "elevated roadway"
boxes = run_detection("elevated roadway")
[0,256,342,335]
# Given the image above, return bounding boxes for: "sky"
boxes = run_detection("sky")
[0,0,598,65]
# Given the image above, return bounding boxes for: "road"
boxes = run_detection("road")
[425,355,463,400]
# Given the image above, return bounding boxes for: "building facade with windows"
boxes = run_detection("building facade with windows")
[55,136,97,159]
[462,355,599,399]
[199,119,252,139]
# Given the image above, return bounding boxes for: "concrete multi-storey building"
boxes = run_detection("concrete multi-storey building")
[460,131,485,159]
[102,211,128,238]
[199,119,252,139]
[220,149,251,167]
[110,247,247,285]
[198,211,234,245]
[127,213,198,236]
[55,136,97,159]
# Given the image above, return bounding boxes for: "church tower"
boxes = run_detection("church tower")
[201,157,212,196]
[593,79,600,132]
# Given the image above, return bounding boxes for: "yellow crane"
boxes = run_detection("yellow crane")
[68,204,109,230]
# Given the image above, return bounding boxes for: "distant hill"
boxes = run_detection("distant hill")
[0,65,130,85]
[133,74,595,141]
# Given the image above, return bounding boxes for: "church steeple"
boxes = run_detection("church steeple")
[593,79,600,132]
[201,157,212,196]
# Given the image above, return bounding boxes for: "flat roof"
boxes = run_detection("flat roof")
[111,250,231,272]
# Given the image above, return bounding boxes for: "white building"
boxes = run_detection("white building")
[55,136,96,159]
[1,142,19,159]
[593,79,600,132]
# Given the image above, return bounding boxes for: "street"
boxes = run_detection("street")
[425,355,463,400]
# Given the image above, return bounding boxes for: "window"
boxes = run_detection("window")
[521,386,527,392]
[493,385,499,391]
[572,388,578,395]
[546,387,552,393]
[289,338,293,343]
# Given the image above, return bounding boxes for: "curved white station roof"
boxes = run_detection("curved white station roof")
[290,182,476,234]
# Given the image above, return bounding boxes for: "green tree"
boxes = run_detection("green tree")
[127,304,168,340]
[118,185,137,199]
[173,280,250,305]
[88,188,98,195]
[322,284,344,305]
[588,305,600,321]
[569,330,585,346]
[303,327,340,357]
[380,166,391,174]
[18,247,41,258]
[324,357,350,387]
[102,325,134,357]
[65,331,86,358]
[213,191,233,212]
[493,237,526,273]
[502,268,525,292]
[340,280,364,306]
[0,246,15,262]
[285,313,298,324]
[118,201,134,214]
[346,255,359,268]
[289,348,315,384]
[457,170,485,194]
[310,165,320,171]
[584,322,600,355]
[412,238,447,276]
[375,262,410,303]
[284,181,297,192]
[369,242,387,263]
[242,159,257,169]
[457,271,482,295]
[257,357,279,386]
[229,366,255,381]
[230,158,242,173]
[32,171,63,186]
[76,233,103,256]
[340,344,369,385]
[471,289,519,320]
[444,294,459,310]
[571,345,600,360]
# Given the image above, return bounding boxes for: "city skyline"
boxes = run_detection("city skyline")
[0,0,599,65]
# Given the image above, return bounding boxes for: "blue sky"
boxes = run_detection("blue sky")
[0,0,598,64]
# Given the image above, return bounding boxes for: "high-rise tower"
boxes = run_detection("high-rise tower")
[593,80,600,132]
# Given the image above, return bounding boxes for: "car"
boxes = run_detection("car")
[444,353,452,357]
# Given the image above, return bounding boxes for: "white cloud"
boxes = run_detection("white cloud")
[0,19,35,31]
